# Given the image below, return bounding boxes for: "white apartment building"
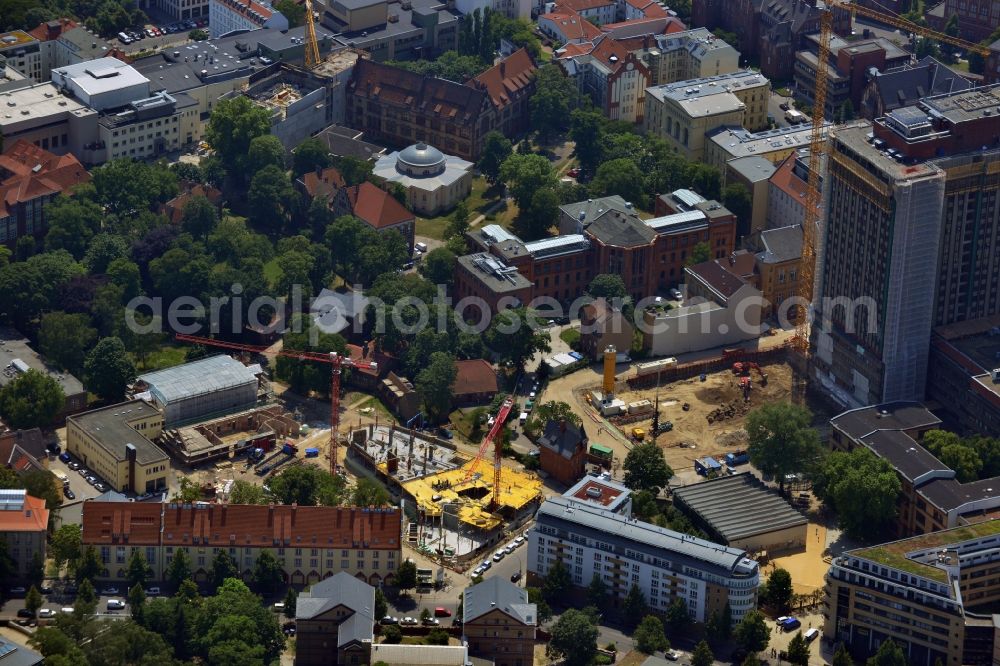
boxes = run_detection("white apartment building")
[151,0,210,20]
[208,0,289,38]
[529,496,760,622]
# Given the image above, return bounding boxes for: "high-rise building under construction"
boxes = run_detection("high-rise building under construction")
[811,85,1000,408]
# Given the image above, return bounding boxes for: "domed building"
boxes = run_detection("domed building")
[373,142,474,217]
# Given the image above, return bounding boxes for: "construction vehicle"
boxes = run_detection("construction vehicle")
[631,427,646,440]
[733,361,768,387]
[462,397,514,510]
[175,333,377,477]
[725,450,750,466]
[793,0,990,368]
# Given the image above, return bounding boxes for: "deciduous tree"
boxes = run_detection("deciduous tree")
[634,615,669,654]
[734,610,769,655]
[814,446,901,540]
[547,609,598,666]
[39,312,97,375]
[0,369,64,428]
[205,97,272,173]
[84,337,136,403]
[478,131,513,184]
[746,403,821,491]
[623,441,674,494]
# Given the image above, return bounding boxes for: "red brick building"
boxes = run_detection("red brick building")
[468,48,537,139]
[537,419,589,486]
[0,139,90,245]
[451,359,499,407]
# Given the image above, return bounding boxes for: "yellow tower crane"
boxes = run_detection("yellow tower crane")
[303,0,322,69]
[795,1,990,356]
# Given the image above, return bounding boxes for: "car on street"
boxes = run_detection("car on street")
[101,587,119,595]
[779,102,790,111]
[805,628,819,642]
[492,551,504,562]
[471,566,484,577]
[780,617,801,631]
[567,168,580,177]
[16,609,34,618]
[77,467,88,476]
[68,461,80,470]
[422,617,440,625]
[38,608,56,618]
[40,585,52,594]
[510,571,522,583]
[59,452,71,463]
[401,616,417,625]
[480,560,491,571]
[86,476,98,485]
[434,607,452,617]
[504,544,516,555]
[665,650,681,661]
[514,536,525,546]
[669,288,683,300]
[94,483,107,492]
[63,489,75,500]
[381,615,399,624]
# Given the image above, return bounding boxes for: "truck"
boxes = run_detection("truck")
[304,448,319,458]
[784,109,806,124]
[725,450,749,466]
[281,442,298,456]
[694,457,723,476]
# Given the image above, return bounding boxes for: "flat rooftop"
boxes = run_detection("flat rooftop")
[563,475,631,511]
[457,253,532,294]
[0,83,96,130]
[0,31,37,49]
[68,399,168,465]
[52,57,149,97]
[647,69,768,103]
[708,122,830,160]
[0,327,84,397]
[831,122,941,182]
[852,519,1000,585]
[830,401,942,440]
[672,473,808,544]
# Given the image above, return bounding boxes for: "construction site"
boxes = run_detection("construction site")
[347,423,543,561]
[554,345,799,480]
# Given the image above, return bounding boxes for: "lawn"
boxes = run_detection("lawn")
[559,328,580,347]
[415,177,506,239]
[132,344,187,372]
[263,257,281,289]
[356,395,395,421]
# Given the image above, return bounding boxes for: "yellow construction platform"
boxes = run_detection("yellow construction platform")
[400,462,542,532]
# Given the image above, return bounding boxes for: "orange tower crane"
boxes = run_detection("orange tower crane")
[794,1,990,357]
[175,333,377,476]
[462,396,515,510]
[303,0,322,69]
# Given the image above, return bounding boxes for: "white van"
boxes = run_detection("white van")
[106,599,125,610]
[804,628,819,642]
[415,242,428,253]
[785,109,806,124]
[519,412,528,426]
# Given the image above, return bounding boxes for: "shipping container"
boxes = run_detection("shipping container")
[305,448,319,458]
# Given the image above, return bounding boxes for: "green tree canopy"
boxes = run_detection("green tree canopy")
[542,559,571,601]
[292,137,332,176]
[418,247,457,286]
[205,97,272,173]
[252,550,283,593]
[0,369,64,428]
[587,274,628,300]
[84,336,136,403]
[499,153,558,213]
[267,464,346,506]
[746,403,821,490]
[416,352,458,423]
[867,639,906,666]
[483,307,551,370]
[623,441,674,494]
[530,64,579,142]
[547,609,598,666]
[478,131,513,184]
[691,640,714,666]
[590,158,646,208]
[813,446,901,540]
[734,610,769,654]
[127,550,153,589]
[44,196,104,259]
[39,311,97,375]
[634,615,669,654]
[181,195,219,239]
[766,568,793,612]
[396,559,418,593]
[786,631,810,666]
[351,478,391,507]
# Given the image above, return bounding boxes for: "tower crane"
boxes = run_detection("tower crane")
[794,1,990,355]
[461,396,514,511]
[303,0,322,69]
[174,333,377,477]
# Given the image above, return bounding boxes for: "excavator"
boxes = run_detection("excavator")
[733,362,768,402]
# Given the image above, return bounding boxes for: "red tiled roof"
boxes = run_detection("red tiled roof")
[0,140,90,219]
[348,182,413,230]
[160,182,224,225]
[769,152,807,202]
[557,0,616,11]
[556,41,597,58]
[469,48,537,109]
[82,501,403,549]
[451,359,498,396]
[685,258,748,300]
[588,35,630,69]
[28,18,77,41]
[346,342,396,378]
[349,59,487,123]
[0,494,48,533]
[542,12,603,43]
[622,0,668,17]
[300,167,346,200]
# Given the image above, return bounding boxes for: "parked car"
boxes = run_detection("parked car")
[780,617,801,631]
[422,617,440,626]
[510,571,522,583]
[107,599,126,610]
[514,536,525,546]
[567,168,580,177]
[381,615,399,625]
[472,566,484,577]
[101,587,119,595]
[434,607,452,617]
[145,587,160,595]
[64,489,75,500]
[804,628,819,642]
[779,102,790,111]
[68,461,80,470]
[16,609,34,618]
[40,585,52,594]
[77,467,89,476]
[665,650,681,661]
[401,616,418,625]
[272,602,285,612]
[58,452,71,463]
[94,483,107,492]
[480,560,491,571]
[38,608,56,618]
[86,476,98,485]
[669,288,683,300]
[492,551,504,562]
[9,587,25,595]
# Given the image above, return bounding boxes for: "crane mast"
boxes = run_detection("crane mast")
[174,334,376,477]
